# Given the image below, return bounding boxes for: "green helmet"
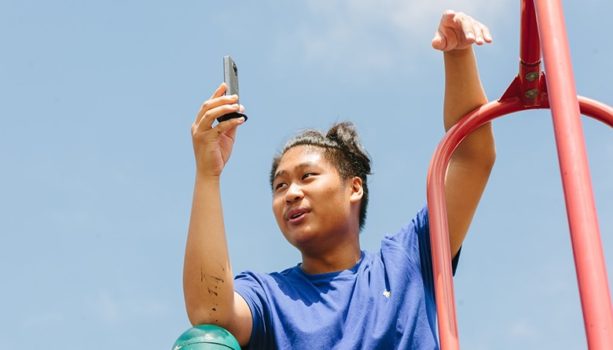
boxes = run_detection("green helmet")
[173,325,241,350]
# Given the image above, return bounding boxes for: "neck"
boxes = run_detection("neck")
[299,238,362,274]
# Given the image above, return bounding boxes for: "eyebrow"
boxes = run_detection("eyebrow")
[273,161,320,181]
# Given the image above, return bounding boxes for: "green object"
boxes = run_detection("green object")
[173,324,241,350]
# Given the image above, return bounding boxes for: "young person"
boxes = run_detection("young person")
[183,10,495,349]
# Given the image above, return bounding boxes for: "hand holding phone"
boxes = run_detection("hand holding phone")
[217,55,248,123]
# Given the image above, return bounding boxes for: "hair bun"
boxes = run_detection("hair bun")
[327,122,371,174]
[326,121,358,145]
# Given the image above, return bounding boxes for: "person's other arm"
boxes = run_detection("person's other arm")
[432,10,496,256]
[183,83,252,345]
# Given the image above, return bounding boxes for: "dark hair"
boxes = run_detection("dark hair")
[270,121,372,231]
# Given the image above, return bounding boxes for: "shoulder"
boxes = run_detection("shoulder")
[383,206,429,248]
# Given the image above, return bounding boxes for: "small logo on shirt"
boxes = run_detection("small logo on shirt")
[382,290,391,298]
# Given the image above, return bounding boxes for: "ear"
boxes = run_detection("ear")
[348,176,364,204]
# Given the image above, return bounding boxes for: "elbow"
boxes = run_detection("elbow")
[183,274,236,327]
[455,128,496,172]
[453,121,496,167]
[483,146,496,172]
[186,303,209,326]
[185,298,234,329]
[453,143,496,172]
[475,147,496,178]
[186,306,228,328]
[186,306,208,327]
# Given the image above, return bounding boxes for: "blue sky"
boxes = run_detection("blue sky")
[1,1,611,349]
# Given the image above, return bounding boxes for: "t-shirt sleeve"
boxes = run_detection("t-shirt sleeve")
[234,271,274,349]
[388,206,461,277]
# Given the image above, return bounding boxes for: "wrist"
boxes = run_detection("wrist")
[443,46,474,58]
[195,171,221,184]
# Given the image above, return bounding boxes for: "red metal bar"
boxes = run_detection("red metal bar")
[520,0,540,65]
[428,100,612,350]
[427,97,612,350]
[534,1,613,348]
[427,98,526,350]
[518,0,542,107]
[579,96,613,127]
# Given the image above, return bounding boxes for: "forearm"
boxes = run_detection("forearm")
[442,45,496,255]
[183,174,235,326]
[443,47,495,161]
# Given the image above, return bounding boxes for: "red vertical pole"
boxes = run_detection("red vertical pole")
[534,1,613,349]
[518,0,542,107]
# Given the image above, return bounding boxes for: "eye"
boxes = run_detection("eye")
[302,172,317,180]
[274,182,287,192]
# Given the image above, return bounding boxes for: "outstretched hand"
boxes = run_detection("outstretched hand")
[432,10,492,52]
[192,83,246,177]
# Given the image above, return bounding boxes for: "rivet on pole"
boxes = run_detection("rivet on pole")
[525,71,539,81]
[525,88,539,99]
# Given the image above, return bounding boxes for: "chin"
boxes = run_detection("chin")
[285,228,319,248]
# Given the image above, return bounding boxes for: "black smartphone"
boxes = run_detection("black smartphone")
[217,55,248,122]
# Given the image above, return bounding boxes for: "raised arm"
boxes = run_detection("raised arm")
[432,10,496,256]
[183,83,252,345]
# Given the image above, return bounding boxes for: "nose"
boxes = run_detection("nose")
[285,182,304,203]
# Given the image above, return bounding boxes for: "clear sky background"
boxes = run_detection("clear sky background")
[1,1,612,349]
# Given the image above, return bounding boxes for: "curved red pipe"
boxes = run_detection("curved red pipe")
[427,97,612,349]
[426,98,525,350]
[579,96,613,127]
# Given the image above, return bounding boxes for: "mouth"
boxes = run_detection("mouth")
[286,208,309,222]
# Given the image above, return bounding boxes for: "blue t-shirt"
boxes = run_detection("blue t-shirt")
[235,207,457,349]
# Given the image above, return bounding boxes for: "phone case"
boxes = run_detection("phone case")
[218,55,248,122]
